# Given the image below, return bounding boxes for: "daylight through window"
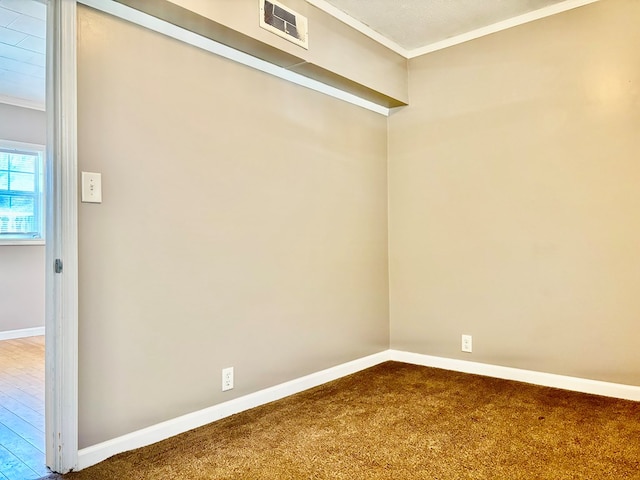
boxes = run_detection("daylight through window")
[0,143,45,242]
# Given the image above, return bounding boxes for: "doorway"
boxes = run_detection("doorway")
[0,0,49,477]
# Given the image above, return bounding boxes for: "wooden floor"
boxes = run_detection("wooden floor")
[0,336,49,479]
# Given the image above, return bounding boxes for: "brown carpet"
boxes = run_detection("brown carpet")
[50,362,639,479]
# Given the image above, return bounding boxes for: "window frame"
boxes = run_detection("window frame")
[0,139,46,246]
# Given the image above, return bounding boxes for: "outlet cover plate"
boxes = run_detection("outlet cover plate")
[461,334,473,353]
[222,367,234,391]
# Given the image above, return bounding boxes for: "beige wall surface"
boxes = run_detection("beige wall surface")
[77,5,389,447]
[0,103,46,333]
[0,103,46,145]
[0,246,45,332]
[389,0,640,386]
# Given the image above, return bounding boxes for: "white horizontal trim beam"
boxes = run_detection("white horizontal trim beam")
[78,0,389,116]
[0,326,45,341]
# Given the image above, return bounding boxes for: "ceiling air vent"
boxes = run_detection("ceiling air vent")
[259,0,308,49]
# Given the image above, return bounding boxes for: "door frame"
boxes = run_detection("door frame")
[44,0,78,473]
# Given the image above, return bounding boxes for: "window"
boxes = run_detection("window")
[0,141,45,243]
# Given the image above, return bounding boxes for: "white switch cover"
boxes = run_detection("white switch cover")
[81,172,102,203]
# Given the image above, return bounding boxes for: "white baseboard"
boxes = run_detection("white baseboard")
[77,350,391,470]
[76,348,640,471]
[389,350,640,402]
[0,326,45,341]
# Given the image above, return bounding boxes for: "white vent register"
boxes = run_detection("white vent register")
[259,0,309,49]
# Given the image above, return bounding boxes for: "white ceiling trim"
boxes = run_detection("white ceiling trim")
[407,0,601,58]
[0,94,45,111]
[305,0,409,57]
[308,0,600,59]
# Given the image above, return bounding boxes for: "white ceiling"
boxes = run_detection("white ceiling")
[323,0,567,50]
[0,0,46,109]
[310,0,598,56]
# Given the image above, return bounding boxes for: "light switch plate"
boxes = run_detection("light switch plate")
[81,172,102,203]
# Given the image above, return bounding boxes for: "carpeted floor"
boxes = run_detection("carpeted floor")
[47,362,640,479]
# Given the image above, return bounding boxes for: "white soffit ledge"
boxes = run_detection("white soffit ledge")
[78,0,389,116]
[308,0,601,59]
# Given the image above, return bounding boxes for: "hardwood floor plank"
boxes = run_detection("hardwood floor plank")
[0,404,44,435]
[0,394,43,432]
[0,444,40,480]
[0,423,46,476]
[0,384,43,415]
[0,338,46,479]
[0,412,45,452]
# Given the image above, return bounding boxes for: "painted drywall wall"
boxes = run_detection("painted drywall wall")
[389,0,640,386]
[0,103,46,333]
[0,246,45,332]
[77,5,389,447]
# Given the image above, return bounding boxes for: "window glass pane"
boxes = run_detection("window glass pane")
[0,144,44,240]
[8,196,34,211]
[9,155,36,173]
[9,172,35,192]
[0,195,35,234]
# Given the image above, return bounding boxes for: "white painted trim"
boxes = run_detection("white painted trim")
[389,350,640,402]
[45,0,79,474]
[74,348,640,471]
[78,0,389,116]
[295,0,602,60]
[0,327,45,341]
[408,0,601,58]
[77,351,391,470]
[0,95,46,111]
[305,0,409,57]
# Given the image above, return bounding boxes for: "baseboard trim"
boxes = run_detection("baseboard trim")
[0,326,45,341]
[76,348,640,471]
[389,350,640,402]
[76,350,391,470]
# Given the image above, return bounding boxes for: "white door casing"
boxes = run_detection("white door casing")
[45,0,78,473]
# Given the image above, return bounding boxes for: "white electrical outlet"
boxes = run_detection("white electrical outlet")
[222,367,234,391]
[461,334,473,353]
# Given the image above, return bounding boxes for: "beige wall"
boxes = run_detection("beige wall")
[0,103,46,145]
[0,103,46,333]
[389,0,640,386]
[0,246,45,332]
[77,6,389,447]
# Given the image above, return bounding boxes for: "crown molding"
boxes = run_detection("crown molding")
[306,0,600,60]
[408,0,601,58]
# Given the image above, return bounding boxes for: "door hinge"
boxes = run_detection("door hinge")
[54,258,63,274]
